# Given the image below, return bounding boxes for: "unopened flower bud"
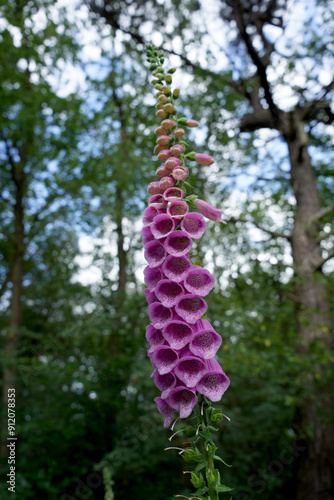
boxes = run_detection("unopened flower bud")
[206,468,220,487]
[161,85,171,95]
[156,165,170,177]
[167,68,177,74]
[158,94,168,104]
[157,149,171,161]
[165,74,172,84]
[154,144,165,154]
[156,66,163,72]
[194,153,214,166]
[156,109,167,119]
[165,156,182,170]
[156,91,163,97]
[190,471,205,490]
[164,103,176,114]
[186,119,199,127]
[157,135,172,146]
[194,198,225,222]
[156,103,164,110]
[172,166,188,181]
[154,83,162,90]
[161,119,175,130]
[155,126,168,136]
[170,144,184,156]
[174,128,185,138]
[148,181,163,195]
[156,72,164,80]
[159,176,176,191]
[173,88,180,98]
[151,79,159,85]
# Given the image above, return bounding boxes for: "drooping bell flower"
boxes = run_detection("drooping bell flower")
[148,181,164,195]
[163,187,185,202]
[193,198,226,223]
[174,347,206,387]
[155,279,184,307]
[162,255,192,282]
[141,225,154,245]
[144,240,166,267]
[189,329,222,359]
[148,302,173,329]
[146,324,165,353]
[162,320,194,350]
[167,200,189,219]
[180,213,206,239]
[144,265,163,291]
[168,384,198,419]
[154,397,174,428]
[175,294,208,324]
[151,345,179,374]
[150,213,176,239]
[196,358,230,402]
[153,371,177,399]
[148,194,167,209]
[183,265,215,296]
[164,231,192,257]
[159,176,176,191]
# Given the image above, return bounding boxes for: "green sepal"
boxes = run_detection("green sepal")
[190,471,205,489]
[214,455,232,467]
[184,151,196,160]
[205,441,217,455]
[216,485,234,492]
[177,116,188,124]
[208,426,219,432]
[183,447,204,463]
[184,194,198,203]
[201,313,207,319]
[182,425,197,438]
[192,260,202,266]
[209,409,224,423]
[183,181,194,189]
[206,468,220,487]
[193,486,209,496]
[194,461,206,472]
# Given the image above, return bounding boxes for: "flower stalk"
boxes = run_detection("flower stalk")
[143,43,232,499]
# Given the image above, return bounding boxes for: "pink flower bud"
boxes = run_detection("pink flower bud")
[165,156,182,170]
[186,119,199,127]
[154,144,165,154]
[155,126,168,136]
[194,153,214,166]
[157,135,172,146]
[172,166,189,181]
[194,198,224,222]
[157,109,167,119]
[161,119,175,129]
[174,128,185,138]
[157,149,171,161]
[170,144,184,156]
[159,176,176,191]
[148,181,164,195]
[155,165,170,177]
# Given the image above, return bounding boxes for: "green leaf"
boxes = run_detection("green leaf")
[194,461,206,472]
[216,485,234,492]
[214,455,232,467]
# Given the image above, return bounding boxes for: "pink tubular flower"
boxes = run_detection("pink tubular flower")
[194,153,214,166]
[144,51,230,427]
[154,397,174,428]
[167,200,189,219]
[196,358,230,402]
[194,198,225,222]
[163,187,185,202]
[186,119,199,127]
[150,213,176,239]
[180,213,206,239]
[170,144,184,156]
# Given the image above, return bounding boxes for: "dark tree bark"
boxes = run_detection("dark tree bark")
[1,155,25,459]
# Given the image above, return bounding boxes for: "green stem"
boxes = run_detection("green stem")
[205,444,219,500]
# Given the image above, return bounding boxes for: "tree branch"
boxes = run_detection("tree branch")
[308,203,334,225]
[229,216,292,241]
[315,249,334,270]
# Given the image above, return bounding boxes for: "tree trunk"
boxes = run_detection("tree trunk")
[0,162,25,458]
[287,114,334,500]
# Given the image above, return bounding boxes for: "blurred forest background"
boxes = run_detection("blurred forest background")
[0,0,333,499]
